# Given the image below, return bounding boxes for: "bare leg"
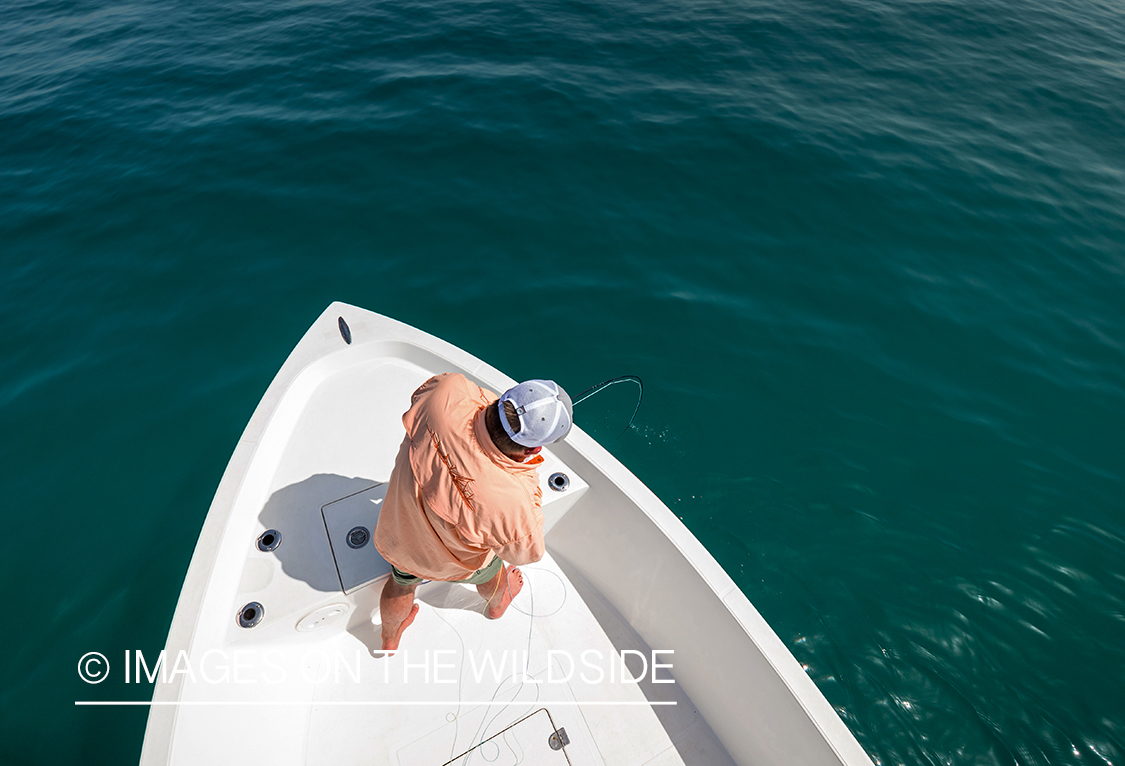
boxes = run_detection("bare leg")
[379,577,420,651]
[477,564,524,619]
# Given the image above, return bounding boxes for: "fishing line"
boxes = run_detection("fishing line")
[509,567,567,618]
[414,572,571,761]
[431,603,472,762]
[571,375,643,435]
[447,377,632,761]
[459,567,540,766]
[448,565,569,765]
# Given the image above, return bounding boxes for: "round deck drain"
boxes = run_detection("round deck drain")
[238,602,264,628]
[256,529,282,552]
[548,472,570,492]
[346,526,369,549]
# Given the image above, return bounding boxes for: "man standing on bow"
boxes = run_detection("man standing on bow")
[373,373,573,651]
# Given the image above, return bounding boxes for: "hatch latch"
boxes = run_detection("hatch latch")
[548,727,569,751]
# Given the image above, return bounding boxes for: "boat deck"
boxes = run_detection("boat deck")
[170,553,732,766]
[158,349,732,764]
[145,305,875,766]
[319,552,729,765]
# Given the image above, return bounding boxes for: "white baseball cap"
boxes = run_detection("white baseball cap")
[498,379,573,448]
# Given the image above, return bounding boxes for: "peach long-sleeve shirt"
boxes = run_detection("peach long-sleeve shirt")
[373,373,545,581]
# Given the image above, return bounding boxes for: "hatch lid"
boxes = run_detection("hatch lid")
[321,483,392,593]
[395,707,573,765]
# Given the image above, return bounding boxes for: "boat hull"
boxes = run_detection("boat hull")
[141,303,874,766]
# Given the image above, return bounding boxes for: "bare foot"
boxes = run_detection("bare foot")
[486,567,523,620]
[381,603,419,652]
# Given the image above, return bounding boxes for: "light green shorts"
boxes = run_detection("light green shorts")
[390,555,503,588]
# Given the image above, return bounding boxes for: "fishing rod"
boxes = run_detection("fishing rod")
[571,375,643,435]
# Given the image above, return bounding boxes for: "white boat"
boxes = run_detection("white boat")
[140,302,875,766]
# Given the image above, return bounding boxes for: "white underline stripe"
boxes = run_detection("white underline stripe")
[75,700,677,706]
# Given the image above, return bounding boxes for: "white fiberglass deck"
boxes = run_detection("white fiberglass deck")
[141,304,875,766]
[150,344,728,765]
[170,551,730,765]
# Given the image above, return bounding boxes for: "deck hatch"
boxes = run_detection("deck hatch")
[432,709,572,765]
[321,484,392,594]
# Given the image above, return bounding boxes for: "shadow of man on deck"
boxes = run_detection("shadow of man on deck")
[257,473,385,592]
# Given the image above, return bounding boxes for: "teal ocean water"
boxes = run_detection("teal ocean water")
[3,0,1124,762]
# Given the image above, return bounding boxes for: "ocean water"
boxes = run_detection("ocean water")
[2,0,1124,763]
